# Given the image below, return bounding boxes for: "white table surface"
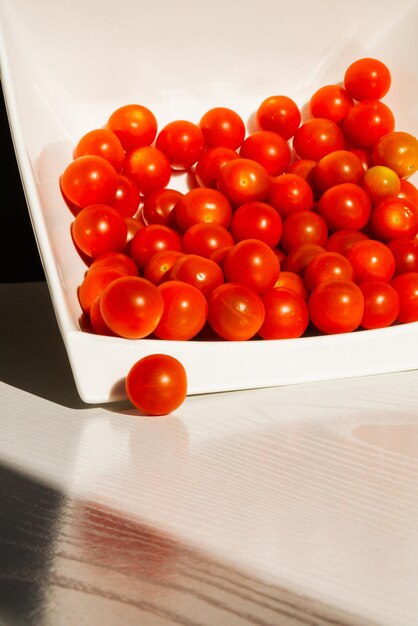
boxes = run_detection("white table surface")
[1,281,418,626]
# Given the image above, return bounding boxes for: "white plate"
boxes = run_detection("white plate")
[0,0,417,403]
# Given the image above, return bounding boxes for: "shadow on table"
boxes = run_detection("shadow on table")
[0,282,86,409]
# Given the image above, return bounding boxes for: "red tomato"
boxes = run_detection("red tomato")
[72,204,128,258]
[346,239,395,283]
[100,276,164,338]
[349,147,372,172]
[318,183,371,231]
[125,146,171,195]
[359,281,400,329]
[78,266,125,315]
[309,85,354,124]
[239,131,291,176]
[274,271,308,300]
[111,174,140,217]
[156,120,205,170]
[217,158,270,206]
[142,188,183,227]
[154,281,208,340]
[361,166,401,205]
[199,107,245,150]
[174,188,232,232]
[107,104,157,151]
[286,159,317,187]
[391,272,418,323]
[90,295,115,336]
[89,251,139,277]
[344,58,391,101]
[207,283,265,340]
[210,245,234,269]
[195,147,239,188]
[324,229,369,256]
[126,354,187,416]
[304,251,354,293]
[130,224,182,269]
[370,197,418,241]
[229,202,283,247]
[170,254,224,297]
[283,243,325,274]
[224,239,281,294]
[372,132,418,179]
[343,100,395,149]
[280,211,328,253]
[61,155,118,210]
[143,250,184,285]
[314,150,364,192]
[398,179,418,206]
[258,288,309,339]
[293,118,345,161]
[256,95,301,140]
[387,239,418,275]
[267,173,314,219]
[182,223,234,258]
[308,279,364,334]
[124,215,146,254]
[74,128,125,172]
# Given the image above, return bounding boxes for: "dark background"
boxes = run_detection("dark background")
[1,83,45,283]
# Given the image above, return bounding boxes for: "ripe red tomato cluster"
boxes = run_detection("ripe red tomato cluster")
[61,57,418,345]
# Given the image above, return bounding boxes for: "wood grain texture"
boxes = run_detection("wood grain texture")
[1,283,418,626]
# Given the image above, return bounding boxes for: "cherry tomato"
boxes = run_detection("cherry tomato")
[89,251,139,277]
[293,118,345,161]
[318,183,371,231]
[387,239,418,275]
[207,283,265,341]
[174,188,232,232]
[124,215,146,254]
[286,159,317,187]
[308,279,364,334]
[61,155,118,210]
[195,147,239,188]
[309,85,354,124]
[143,250,184,285]
[324,229,369,255]
[346,239,395,283]
[280,210,328,253]
[142,188,183,227]
[314,150,364,192]
[210,245,234,269]
[125,146,171,195]
[170,254,224,297]
[256,95,301,140]
[199,107,245,150]
[398,179,418,206]
[283,243,325,274]
[217,158,270,206]
[224,239,281,294]
[274,270,308,300]
[111,174,140,217]
[304,251,354,293]
[344,58,391,101]
[78,266,125,315]
[125,354,187,416]
[372,132,418,178]
[359,281,400,329]
[107,104,157,151]
[239,131,291,176]
[370,197,418,241]
[72,204,128,258]
[100,276,164,338]
[74,128,125,173]
[361,165,401,204]
[267,173,313,219]
[156,120,205,170]
[343,100,395,149]
[130,224,182,269]
[154,281,208,340]
[229,202,282,248]
[391,272,418,323]
[182,223,234,258]
[90,295,115,336]
[349,147,372,172]
[259,288,309,339]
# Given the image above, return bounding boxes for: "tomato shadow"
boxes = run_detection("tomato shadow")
[0,282,87,409]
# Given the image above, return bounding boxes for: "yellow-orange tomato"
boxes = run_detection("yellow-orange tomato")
[362,165,401,204]
[372,132,418,179]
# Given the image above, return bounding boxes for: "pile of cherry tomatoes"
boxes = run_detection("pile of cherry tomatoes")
[60,57,418,409]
